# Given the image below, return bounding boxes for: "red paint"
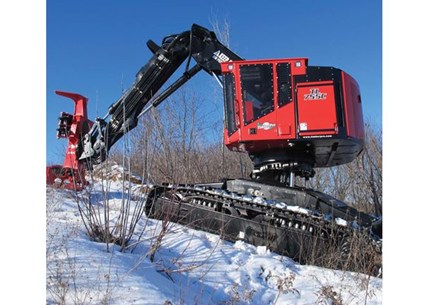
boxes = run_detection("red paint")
[46,91,93,190]
[342,72,364,140]
[297,82,338,137]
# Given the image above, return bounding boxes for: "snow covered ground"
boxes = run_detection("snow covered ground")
[46,174,382,305]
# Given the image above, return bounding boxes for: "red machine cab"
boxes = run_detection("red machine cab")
[221,58,364,177]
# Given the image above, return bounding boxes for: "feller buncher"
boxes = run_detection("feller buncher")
[47,24,382,274]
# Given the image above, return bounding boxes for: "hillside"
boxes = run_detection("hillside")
[46,170,382,305]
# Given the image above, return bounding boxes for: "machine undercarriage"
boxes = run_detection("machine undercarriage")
[145,167,382,275]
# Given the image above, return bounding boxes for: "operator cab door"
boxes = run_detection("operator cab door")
[296,82,338,137]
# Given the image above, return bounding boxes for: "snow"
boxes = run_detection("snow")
[285,205,311,216]
[46,175,382,304]
[335,217,348,227]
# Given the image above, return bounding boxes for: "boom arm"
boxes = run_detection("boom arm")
[79,24,242,166]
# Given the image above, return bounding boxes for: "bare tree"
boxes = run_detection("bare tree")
[310,122,382,215]
[115,87,253,186]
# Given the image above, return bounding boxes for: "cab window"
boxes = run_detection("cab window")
[239,64,274,125]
